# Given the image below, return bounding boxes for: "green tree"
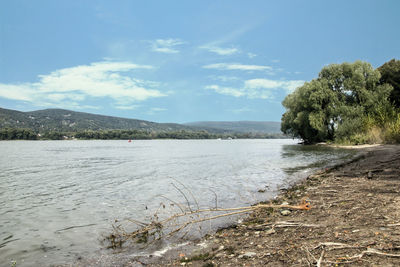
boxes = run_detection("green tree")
[281,61,393,143]
[378,59,400,107]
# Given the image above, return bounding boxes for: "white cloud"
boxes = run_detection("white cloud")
[203,63,273,72]
[199,45,239,56]
[205,85,244,98]
[247,53,257,59]
[205,78,304,99]
[150,38,185,54]
[0,84,34,101]
[150,107,167,112]
[0,61,167,108]
[115,105,140,110]
[210,75,240,82]
[229,107,254,114]
[245,78,305,93]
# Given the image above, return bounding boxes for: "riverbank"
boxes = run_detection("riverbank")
[147,144,400,266]
[60,144,400,267]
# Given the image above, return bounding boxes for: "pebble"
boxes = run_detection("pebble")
[280,210,291,216]
[265,228,276,235]
[238,252,257,258]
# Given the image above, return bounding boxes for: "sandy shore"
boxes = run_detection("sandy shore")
[62,144,400,267]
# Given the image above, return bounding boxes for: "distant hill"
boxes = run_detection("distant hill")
[0,107,201,133]
[184,121,282,133]
[0,107,282,134]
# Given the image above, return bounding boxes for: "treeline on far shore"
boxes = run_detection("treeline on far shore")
[0,128,287,140]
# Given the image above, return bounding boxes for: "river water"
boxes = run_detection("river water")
[0,139,356,266]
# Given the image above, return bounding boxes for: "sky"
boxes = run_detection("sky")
[0,1,399,123]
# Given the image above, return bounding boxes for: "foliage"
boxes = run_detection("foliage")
[0,128,288,141]
[0,128,37,140]
[281,61,396,144]
[378,59,400,107]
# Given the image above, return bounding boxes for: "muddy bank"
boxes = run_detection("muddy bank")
[148,145,400,266]
[60,145,400,266]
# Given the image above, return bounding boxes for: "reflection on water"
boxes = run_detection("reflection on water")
[0,139,356,266]
[281,144,357,174]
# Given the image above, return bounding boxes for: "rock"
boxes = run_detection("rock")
[238,252,257,258]
[280,210,291,216]
[281,201,289,205]
[367,171,373,179]
[265,228,276,235]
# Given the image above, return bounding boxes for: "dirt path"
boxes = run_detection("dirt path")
[149,145,400,266]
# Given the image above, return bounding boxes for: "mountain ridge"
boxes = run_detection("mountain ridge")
[0,107,282,134]
[184,121,281,133]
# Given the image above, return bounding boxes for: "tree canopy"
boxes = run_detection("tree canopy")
[281,61,394,144]
[378,59,400,108]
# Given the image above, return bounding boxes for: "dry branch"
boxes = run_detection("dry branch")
[106,199,312,248]
[316,249,325,267]
[347,248,400,259]
[314,242,358,251]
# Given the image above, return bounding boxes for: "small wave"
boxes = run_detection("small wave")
[55,224,97,233]
[151,241,189,257]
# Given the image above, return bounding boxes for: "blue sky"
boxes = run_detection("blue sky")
[0,1,399,123]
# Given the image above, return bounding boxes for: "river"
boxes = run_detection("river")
[0,139,356,266]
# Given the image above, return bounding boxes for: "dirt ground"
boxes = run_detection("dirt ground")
[147,144,400,267]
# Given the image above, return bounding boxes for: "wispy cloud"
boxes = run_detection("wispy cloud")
[203,63,273,72]
[0,61,167,108]
[205,78,304,99]
[205,85,245,98]
[147,107,167,115]
[244,78,304,93]
[115,105,140,110]
[199,45,239,56]
[247,53,257,59]
[229,107,254,114]
[150,38,185,54]
[210,75,240,82]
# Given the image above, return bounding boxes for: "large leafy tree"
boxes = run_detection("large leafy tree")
[378,59,400,107]
[281,61,393,143]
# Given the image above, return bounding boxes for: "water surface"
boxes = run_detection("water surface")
[0,139,355,266]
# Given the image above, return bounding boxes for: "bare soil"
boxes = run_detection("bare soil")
[150,144,400,267]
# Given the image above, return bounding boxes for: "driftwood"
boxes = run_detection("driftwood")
[106,198,311,248]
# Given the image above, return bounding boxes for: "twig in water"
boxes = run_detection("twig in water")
[171,183,193,212]
[209,188,218,209]
[171,178,200,211]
